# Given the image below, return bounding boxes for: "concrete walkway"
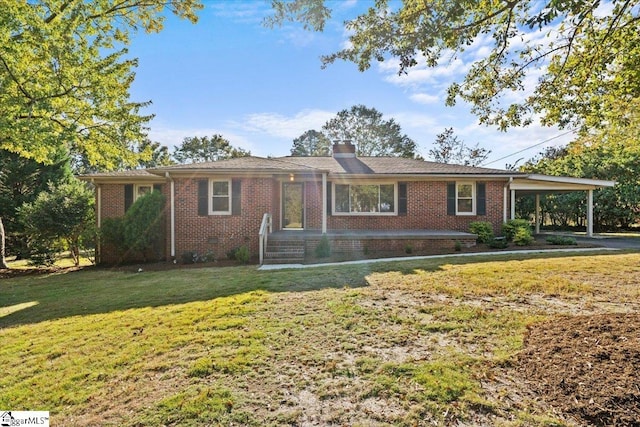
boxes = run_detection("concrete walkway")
[258,246,620,271]
[259,231,640,271]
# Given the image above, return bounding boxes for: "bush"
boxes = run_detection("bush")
[315,234,331,258]
[502,219,532,242]
[227,246,250,263]
[469,221,494,244]
[513,227,534,246]
[100,217,127,256]
[546,235,578,245]
[234,245,250,264]
[454,240,462,251]
[123,191,165,259]
[488,237,509,249]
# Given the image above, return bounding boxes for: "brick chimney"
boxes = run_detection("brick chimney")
[332,140,356,158]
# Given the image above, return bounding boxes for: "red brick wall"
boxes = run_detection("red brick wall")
[172,177,278,261]
[316,181,505,235]
[98,177,507,264]
[100,184,126,219]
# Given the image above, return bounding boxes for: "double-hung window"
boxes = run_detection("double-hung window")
[334,183,396,215]
[456,182,475,215]
[210,180,231,215]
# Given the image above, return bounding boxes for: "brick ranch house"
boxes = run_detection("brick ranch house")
[82,142,614,265]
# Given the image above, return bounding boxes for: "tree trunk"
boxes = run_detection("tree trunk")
[0,217,8,269]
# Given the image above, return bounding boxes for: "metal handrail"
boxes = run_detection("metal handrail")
[258,213,272,265]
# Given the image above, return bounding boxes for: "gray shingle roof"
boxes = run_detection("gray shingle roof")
[275,156,518,175]
[150,156,320,172]
[81,155,521,180]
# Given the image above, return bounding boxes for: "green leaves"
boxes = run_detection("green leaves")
[0,0,203,170]
[271,0,640,132]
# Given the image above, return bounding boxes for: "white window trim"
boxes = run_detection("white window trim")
[456,181,476,216]
[209,179,232,215]
[332,182,398,216]
[134,184,153,202]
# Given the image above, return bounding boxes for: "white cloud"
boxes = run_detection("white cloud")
[238,109,335,139]
[207,2,270,24]
[381,55,470,88]
[409,93,440,105]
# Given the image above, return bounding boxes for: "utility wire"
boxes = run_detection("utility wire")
[481,129,576,167]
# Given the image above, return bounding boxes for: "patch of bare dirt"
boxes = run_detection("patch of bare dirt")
[516,313,640,426]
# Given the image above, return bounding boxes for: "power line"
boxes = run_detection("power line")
[481,129,577,167]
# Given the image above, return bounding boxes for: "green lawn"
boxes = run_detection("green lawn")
[1,250,638,426]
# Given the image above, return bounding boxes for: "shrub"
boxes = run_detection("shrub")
[502,219,532,242]
[315,234,331,258]
[123,191,165,260]
[234,245,250,264]
[546,235,577,245]
[488,237,509,249]
[469,221,494,244]
[227,246,250,263]
[513,227,534,246]
[404,243,413,254]
[454,240,462,252]
[100,217,127,256]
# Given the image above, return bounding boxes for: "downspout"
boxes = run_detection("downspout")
[503,177,512,224]
[322,172,327,233]
[166,172,176,259]
[94,179,102,264]
[94,181,101,229]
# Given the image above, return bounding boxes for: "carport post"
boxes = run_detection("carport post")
[535,194,540,234]
[587,189,594,237]
[510,189,516,220]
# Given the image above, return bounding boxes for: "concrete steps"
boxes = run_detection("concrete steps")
[264,239,305,264]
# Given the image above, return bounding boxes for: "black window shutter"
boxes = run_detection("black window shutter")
[197,180,208,216]
[153,183,162,193]
[398,182,407,216]
[326,181,332,216]
[232,179,241,215]
[447,182,456,215]
[124,184,133,212]
[476,182,486,216]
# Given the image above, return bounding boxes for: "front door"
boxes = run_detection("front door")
[282,182,304,229]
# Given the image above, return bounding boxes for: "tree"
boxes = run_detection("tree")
[321,105,418,157]
[19,179,95,266]
[1,1,202,171]
[520,100,640,230]
[172,135,250,164]
[0,149,73,259]
[268,1,640,131]
[291,130,331,156]
[428,128,490,166]
[137,139,175,168]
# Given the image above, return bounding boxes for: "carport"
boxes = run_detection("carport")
[507,174,616,237]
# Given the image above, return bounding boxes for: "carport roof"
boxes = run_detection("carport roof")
[510,174,616,194]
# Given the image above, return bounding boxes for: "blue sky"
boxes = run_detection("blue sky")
[127,0,576,168]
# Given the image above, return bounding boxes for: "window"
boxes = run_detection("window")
[333,183,396,215]
[210,180,231,214]
[456,182,475,215]
[134,184,153,201]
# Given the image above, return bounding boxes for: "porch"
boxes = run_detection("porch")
[262,228,477,265]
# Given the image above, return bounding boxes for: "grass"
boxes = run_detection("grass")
[1,250,639,426]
